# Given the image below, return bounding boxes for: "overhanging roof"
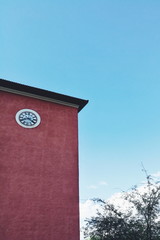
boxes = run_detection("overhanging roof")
[0,79,88,112]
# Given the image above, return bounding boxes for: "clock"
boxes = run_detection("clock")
[15,109,41,128]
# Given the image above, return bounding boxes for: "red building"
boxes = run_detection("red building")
[0,79,88,240]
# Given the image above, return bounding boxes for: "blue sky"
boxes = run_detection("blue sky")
[1,1,160,201]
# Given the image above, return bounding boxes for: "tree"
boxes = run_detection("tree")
[84,171,160,240]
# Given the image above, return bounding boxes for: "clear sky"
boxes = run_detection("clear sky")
[1,0,160,202]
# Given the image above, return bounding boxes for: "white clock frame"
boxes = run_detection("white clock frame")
[15,109,41,128]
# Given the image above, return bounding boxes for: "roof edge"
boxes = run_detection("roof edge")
[0,78,88,112]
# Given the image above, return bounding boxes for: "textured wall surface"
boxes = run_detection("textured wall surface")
[0,91,79,240]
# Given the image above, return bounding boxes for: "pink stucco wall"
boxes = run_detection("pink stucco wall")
[0,91,79,240]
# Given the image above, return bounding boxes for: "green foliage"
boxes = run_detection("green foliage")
[84,171,160,240]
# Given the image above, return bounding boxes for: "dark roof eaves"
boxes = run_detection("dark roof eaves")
[0,79,88,112]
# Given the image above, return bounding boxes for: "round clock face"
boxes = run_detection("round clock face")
[15,109,41,128]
